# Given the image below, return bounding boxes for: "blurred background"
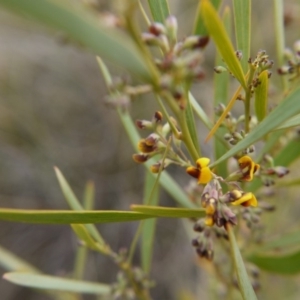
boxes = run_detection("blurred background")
[0,0,299,299]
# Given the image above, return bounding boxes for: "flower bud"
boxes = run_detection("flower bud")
[224,133,232,141]
[277,66,292,75]
[138,139,156,153]
[191,238,200,247]
[214,66,227,74]
[142,32,161,46]
[149,22,166,36]
[145,133,160,146]
[205,198,216,215]
[274,166,289,178]
[165,15,178,43]
[222,206,237,225]
[232,132,243,141]
[236,50,243,60]
[283,48,294,60]
[193,219,205,232]
[153,111,163,123]
[136,119,153,129]
[132,153,149,163]
[161,122,171,137]
[150,162,161,173]
[182,35,209,50]
[294,40,300,55]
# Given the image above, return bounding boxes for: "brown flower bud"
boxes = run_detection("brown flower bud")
[154,111,163,123]
[138,139,156,153]
[132,153,149,163]
[193,219,205,232]
[274,166,289,178]
[135,119,153,129]
[150,162,161,173]
[145,133,160,146]
[236,50,243,60]
[149,22,166,36]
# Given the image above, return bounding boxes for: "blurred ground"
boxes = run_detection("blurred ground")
[0,0,299,299]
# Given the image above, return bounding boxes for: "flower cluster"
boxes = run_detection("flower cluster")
[142,16,207,109]
[278,40,300,81]
[132,111,190,173]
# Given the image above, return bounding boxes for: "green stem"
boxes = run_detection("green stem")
[178,110,200,162]
[244,65,256,133]
[156,95,181,139]
[274,0,288,93]
[160,92,200,162]
[73,246,88,280]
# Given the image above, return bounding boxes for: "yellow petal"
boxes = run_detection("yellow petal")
[248,193,258,207]
[205,215,214,226]
[198,167,212,184]
[231,192,258,207]
[196,157,210,168]
[231,192,253,206]
[238,155,253,165]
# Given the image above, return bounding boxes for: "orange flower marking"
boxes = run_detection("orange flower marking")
[238,155,260,181]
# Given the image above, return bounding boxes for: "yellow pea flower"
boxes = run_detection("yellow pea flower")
[186,157,213,184]
[238,155,260,181]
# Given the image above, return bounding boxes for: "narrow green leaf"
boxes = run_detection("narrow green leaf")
[277,177,300,187]
[73,246,88,280]
[214,7,231,178]
[0,209,153,224]
[0,246,40,273]
[0,0,152,82]
[185,94,200,155]
[190,92,227,147]
[274,114,300,130]
[4,272,110,295]
[201,0,246,89]
[227,224,257,300]
[254,70,269,122]
[71,224,109,253]
[141,172,159,273]
[189,92,212,130]
[83,181,95,210]
[248,250,300,275]
[211,87,300,168]
[0,248,76,300]
[55,167,83,211]
[260,227,300,251]
[274,136,300,166]
[147,0,170,23]
[256,130,283,162]
[97,57,196,209]
[232,0,251,72]
[274,0,288,91]
[193,0,222,35]
[54,167,105,244]
[214,7,231,106]
[131,205,205,218]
